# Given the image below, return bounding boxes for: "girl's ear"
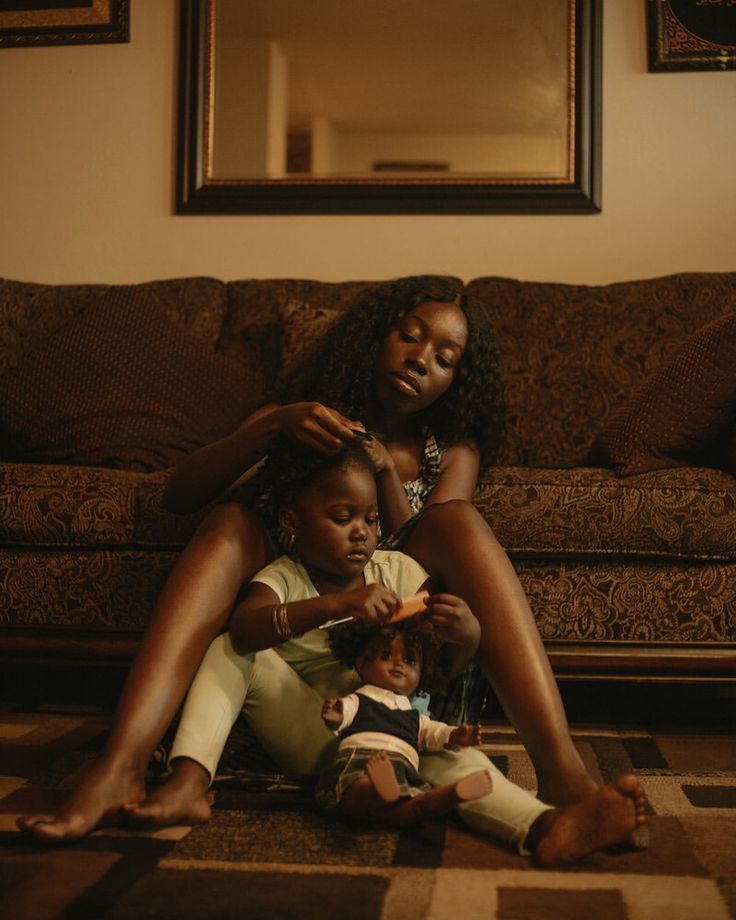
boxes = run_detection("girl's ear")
[279,509,297,540]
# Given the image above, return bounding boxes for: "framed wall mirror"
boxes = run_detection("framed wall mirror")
[177,0,601,214]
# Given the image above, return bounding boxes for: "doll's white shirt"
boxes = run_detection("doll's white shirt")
[333,684,453,770]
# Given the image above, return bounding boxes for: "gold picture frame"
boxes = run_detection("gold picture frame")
[0,1,129,48]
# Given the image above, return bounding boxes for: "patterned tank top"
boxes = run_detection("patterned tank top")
[400,428,445,517]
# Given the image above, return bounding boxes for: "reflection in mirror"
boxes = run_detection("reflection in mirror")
[211,0,569,181]
[177,0,601,213]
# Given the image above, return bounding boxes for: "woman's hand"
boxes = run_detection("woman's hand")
[425,593,481,653]
[276,402,361,454]
[342,585,401,624]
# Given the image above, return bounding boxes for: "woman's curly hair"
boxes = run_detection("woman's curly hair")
[327,618,450,695]
[279,276,505,471]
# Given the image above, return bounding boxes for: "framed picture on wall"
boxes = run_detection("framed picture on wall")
[0,1,129,47]
[646,0,736,71]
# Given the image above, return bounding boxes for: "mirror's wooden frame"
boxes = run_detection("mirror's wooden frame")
[176,0,602,215]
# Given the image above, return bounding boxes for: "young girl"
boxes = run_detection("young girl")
[19,276,603,843]
[127,443,646,865]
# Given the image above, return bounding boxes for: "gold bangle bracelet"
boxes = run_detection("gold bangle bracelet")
[272,602,293,640]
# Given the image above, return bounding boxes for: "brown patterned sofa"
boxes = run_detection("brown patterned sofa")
[1,272,735,684]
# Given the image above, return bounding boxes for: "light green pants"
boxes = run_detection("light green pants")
[169,633,552,853]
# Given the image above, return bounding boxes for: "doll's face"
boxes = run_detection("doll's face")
[356,631,422,697]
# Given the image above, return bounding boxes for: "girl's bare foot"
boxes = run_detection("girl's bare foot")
[123,758,213,829]
[530,774,647,867]
[16,757,145,843]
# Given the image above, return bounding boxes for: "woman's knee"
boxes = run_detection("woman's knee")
[182,502,269,583]
[412,499,498,543]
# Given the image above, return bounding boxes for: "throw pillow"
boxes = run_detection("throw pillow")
[0,287,265,471]
[591,311,736,476]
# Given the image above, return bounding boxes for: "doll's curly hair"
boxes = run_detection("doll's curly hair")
[327,618,450,695]
[279,276,505,471]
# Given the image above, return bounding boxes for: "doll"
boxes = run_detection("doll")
[316,617,492,826]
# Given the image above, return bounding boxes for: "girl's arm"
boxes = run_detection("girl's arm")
[360,439,480,535]
[229,581,401,654]
[163,402,360,514]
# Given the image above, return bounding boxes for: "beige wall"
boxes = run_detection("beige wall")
[0,0,734,286]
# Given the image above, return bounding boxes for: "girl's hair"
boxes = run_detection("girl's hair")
[327,618,449,694]
[259,437,374,516]
[280,276,505,470]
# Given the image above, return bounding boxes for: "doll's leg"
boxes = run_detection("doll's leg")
[17,503,270,843]
[126,636,354,828]
[402,500,596,806]
[419,747,646,863]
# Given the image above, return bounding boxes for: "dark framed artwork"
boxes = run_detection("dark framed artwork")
[0,1,129,47]
[646,0,736,71]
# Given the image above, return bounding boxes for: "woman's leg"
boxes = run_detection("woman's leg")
[17,502,269,842]
[403,500,596,806]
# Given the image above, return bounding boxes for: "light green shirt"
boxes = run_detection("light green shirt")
[251,550,429,686]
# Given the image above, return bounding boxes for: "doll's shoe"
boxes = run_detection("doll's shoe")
[454,770,493,802]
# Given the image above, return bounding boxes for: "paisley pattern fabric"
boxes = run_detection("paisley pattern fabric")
[467,272,736,467]
[1,272,735,674]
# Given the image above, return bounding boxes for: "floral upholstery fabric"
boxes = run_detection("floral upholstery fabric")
[1,272,735,672]
[475,465,736,560]
[0,463,207,548]
[467,273,736,467]
[0,276,227,377]
[218,279,375,391]
[517,559,736,643]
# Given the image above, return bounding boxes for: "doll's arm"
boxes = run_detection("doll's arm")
[418,716,482,751]
[445,723,483,749]
[321,694,360,734]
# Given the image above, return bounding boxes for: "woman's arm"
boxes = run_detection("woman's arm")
[229,581,401,654]
[163,402,360,514]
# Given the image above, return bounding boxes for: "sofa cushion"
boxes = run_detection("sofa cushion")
[219,279,376,388]
[0,276,228,376]
[0,462,206,549]
[466,272,736,467]
[473,465,736,561]
[0,286,265,471]
[591,312,736,476]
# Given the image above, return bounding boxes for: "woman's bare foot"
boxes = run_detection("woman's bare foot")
[16,756,146,843]
[123,757,213,829]
[530,774,647,867]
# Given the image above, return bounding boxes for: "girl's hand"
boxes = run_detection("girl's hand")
[322,698,344,729]
[277,402,361,454]
[424,593,481,650]
[342,585,400,624]
[357,435,395,475]
[445,723,483,749]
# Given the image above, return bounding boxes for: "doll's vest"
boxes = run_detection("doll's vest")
[342,694,421,752]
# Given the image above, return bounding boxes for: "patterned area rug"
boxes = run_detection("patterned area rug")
[0,703,734,920]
